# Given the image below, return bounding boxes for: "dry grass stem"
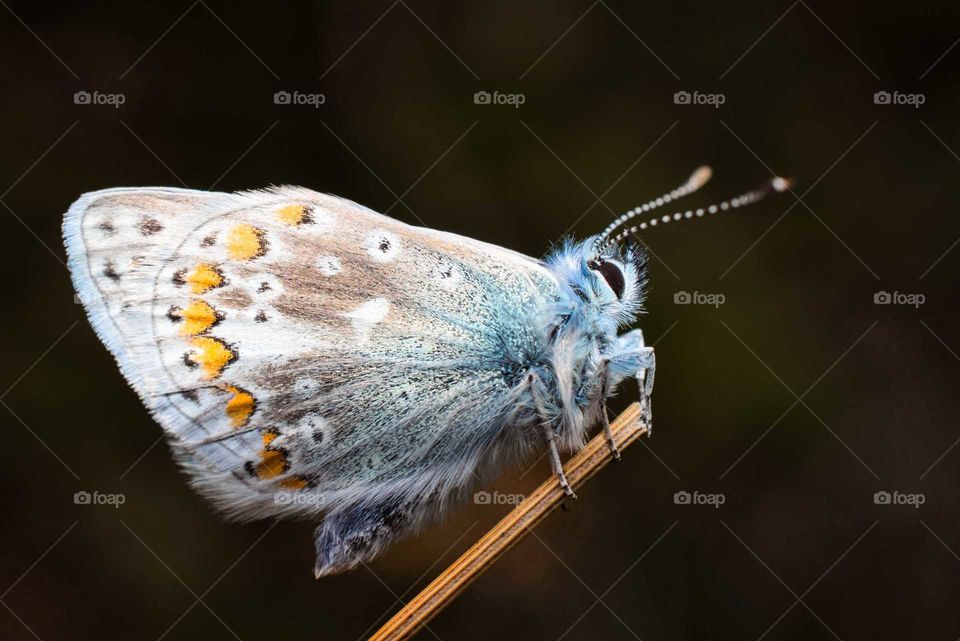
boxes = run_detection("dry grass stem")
[369,402,647,641]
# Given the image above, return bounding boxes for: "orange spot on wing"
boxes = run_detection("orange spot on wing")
[227,224,267,260]
[248,431,298,482]
[279,476,308,490]
[225,385,255,427]
[177,300,220,335]
[188,336,236,379]
[186,263,224,294]
[257,448,287,479]
[276,204,310,225]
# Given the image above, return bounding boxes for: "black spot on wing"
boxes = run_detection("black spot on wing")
[103,260,121,282]
[139,217,163,235]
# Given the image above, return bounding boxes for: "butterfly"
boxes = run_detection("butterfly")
[63,167,789,576]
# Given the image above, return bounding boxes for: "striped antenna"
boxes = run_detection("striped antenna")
[595,166,713,250]
[603,174,793,249]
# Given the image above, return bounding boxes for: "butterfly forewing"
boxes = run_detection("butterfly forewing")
[65,187,557,522]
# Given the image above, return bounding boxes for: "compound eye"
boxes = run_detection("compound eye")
[590,259,625,299]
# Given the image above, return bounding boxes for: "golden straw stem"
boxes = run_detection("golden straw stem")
[369,402,647,641]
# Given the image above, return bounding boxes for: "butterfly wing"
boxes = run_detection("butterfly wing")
[64,186,557,574]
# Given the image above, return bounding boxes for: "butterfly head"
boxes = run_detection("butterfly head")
[586,239,649,319]
[544,237,648,329]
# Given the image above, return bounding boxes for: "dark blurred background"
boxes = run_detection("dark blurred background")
[2,1,959,639]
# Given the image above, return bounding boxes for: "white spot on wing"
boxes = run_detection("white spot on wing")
[342,298,390,345]
[301,412,332,450]
[433,262,462,291]
[363,229,400,262]
[302,208,334,234]
[316,256,341,276]
[293,378,320,395]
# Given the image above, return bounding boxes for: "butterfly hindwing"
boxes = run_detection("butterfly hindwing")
[65,186,558,574]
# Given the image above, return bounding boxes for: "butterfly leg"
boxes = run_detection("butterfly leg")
[598,359,620,461]
[638,348,655,433]
[609,329,656,433]
[542,421,576,499]
[528,372,576,499]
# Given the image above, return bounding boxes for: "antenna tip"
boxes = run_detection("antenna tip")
[689,166,713,189]
[771,176,793,192]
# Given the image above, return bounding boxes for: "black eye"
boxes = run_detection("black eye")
[590,260,625,299]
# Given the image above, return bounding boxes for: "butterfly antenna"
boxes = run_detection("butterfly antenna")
[594,166,713,251]
[604,174,793,249]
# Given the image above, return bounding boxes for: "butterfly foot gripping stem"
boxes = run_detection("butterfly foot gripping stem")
[638,347,655,434]
[559,475,577,500]
[540,413,577,500]
[529,372,577,500]
[604,423,622,462]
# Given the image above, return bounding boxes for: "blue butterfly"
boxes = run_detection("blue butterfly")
[63,167,788,576]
